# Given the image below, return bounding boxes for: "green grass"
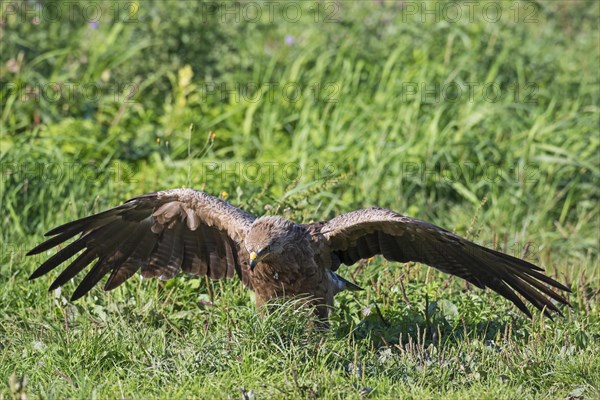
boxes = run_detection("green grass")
[1,1,599,399]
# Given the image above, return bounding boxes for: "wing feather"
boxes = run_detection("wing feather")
[103,218,155,291]
[49,249,98,291]
[320,207,570,317]
[181,226,206,275]
[28,188,255,299]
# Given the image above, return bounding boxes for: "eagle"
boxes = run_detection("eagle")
[28,188,570,320]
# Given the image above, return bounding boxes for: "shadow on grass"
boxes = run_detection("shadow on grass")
[332,303,532,350]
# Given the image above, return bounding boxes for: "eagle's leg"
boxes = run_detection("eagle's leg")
[313,303,331,330]
[254,291,332,329]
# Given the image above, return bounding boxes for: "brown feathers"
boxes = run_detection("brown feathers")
[29,190,570,320]
[321,207,570,318]
[29,189,254,300]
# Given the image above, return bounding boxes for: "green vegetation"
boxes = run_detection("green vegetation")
[1,1,598,399]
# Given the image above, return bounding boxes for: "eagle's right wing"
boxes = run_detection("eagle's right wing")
[28,188,256,300]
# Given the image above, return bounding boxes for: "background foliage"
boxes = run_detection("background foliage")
[1,1,598,399]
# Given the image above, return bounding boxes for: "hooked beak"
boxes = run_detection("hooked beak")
[249,251,257,271]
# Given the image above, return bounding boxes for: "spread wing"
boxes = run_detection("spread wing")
[28,188,255,300]
[320,207,570,318]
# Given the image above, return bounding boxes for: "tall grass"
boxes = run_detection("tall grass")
[1,1,598,399]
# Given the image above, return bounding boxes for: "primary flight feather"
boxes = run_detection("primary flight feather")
[28,188,570,320]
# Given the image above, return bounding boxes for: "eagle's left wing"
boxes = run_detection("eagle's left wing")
[320,207,570,318]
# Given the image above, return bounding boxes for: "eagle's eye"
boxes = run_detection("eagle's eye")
[258,245,271,256]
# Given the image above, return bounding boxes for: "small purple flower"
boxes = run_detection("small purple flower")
[284,35,295,46]
[89,21,99,30]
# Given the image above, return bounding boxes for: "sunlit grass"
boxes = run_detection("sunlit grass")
[1,1,598,399]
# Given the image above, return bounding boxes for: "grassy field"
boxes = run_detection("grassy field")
[1,1,599,399]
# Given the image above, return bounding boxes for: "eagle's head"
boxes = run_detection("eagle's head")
[244,216,300,270]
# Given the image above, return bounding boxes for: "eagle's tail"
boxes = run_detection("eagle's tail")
[329,271,364,293]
